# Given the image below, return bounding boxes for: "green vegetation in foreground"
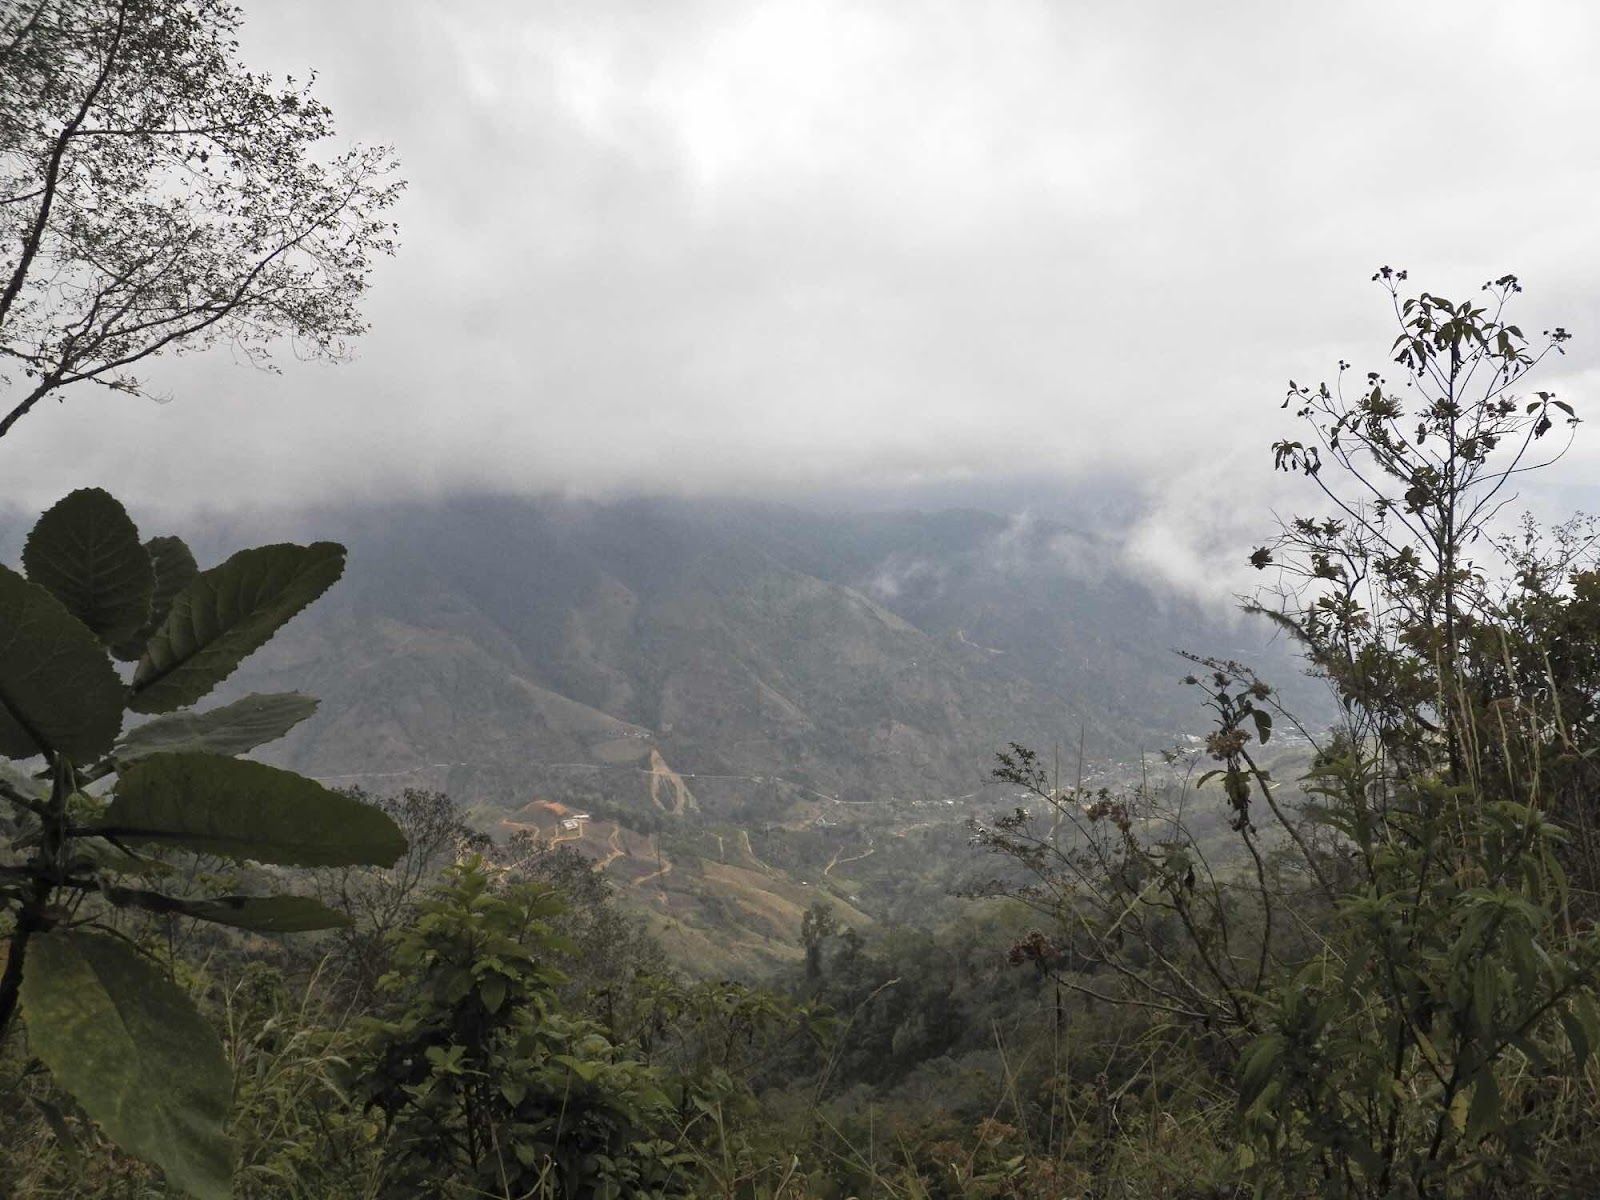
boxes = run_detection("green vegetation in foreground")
[0,489,406,1198]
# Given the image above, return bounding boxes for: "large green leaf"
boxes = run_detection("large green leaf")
[103,752,406,867]
[103,887,353,932]
[19,930,232,1200]
[22,488,154,646]
[129,543,345,714]
[176,894,353,932]
[116,693,319,762]
[0,564,124,761]
[113,536,198,663]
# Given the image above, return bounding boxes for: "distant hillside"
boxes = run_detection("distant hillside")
[219,496,1311,805]
[9,493,1322,970]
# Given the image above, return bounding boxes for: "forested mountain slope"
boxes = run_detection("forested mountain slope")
[221,495,1309,815]
[0,494,1314,970]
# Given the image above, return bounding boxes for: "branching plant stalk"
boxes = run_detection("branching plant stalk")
[0,755,71,1046]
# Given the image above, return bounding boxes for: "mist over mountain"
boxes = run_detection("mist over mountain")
[0,489,1328,968]
[211,494,1323,812]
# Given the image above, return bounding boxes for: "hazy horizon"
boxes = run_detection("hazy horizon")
[7,0,1600,601]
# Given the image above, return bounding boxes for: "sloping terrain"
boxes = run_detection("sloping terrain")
[186,495,1319,967]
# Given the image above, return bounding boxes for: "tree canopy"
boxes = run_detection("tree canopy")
[0,0,403,437]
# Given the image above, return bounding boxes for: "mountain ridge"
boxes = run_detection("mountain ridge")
[6,492,1323,971]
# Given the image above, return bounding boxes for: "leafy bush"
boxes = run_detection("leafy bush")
[354,857,691,1198]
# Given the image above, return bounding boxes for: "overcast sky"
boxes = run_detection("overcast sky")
[9,0,1600,595]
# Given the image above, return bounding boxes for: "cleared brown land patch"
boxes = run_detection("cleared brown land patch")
[699,861,872,937]
[647,749,697,814]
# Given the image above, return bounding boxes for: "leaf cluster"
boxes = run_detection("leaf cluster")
[354,857,692,1199]
[0,487,406,1198]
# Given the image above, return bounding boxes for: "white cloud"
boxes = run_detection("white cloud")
[5,0,1599,602]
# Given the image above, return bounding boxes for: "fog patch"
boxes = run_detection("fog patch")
[863,553,947,602]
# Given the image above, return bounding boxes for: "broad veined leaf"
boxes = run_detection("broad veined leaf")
[129,543,345,714]
[19,930,232,1200]
[104,887,352,932]
[0,564,124,761]
[115,693,319,762]
[1464,1069,1501,1142]
[22,488,154,646]
[1250,708,1272,744]
[103,752,406,867]
[113,536,198,663]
